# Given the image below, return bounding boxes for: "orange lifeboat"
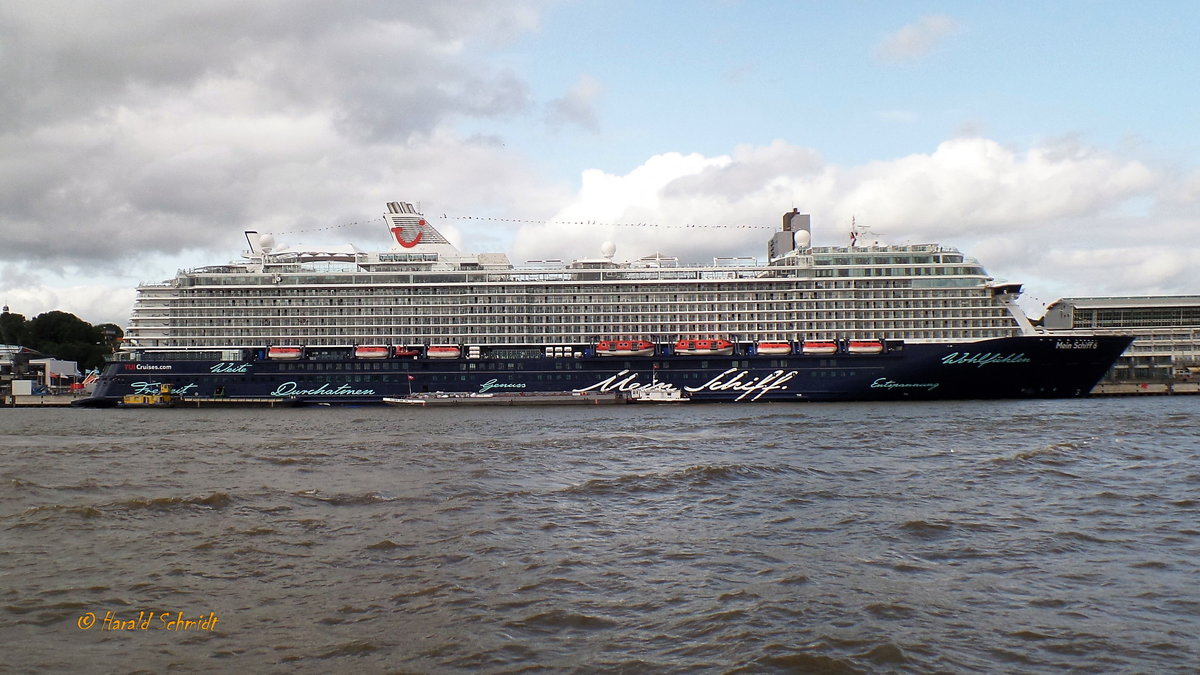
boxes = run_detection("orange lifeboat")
[355,346,390,359]
[848,340,884,354]
[801,341,838,355]
[267,346,304,360]
[674,339,734,356]
[393,347,421,357]
[755,341,791,355]
[595,340,655,357]
[427,345,462,359]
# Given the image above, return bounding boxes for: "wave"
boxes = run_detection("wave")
[11,492,232,523]
[312,640,380,659]
[990,441,1081,464]
[365,539,404,550]
[559,463,803,495]
[504,609,619,631]
[17,504,103,519]
[115,492,233,510]
[1052,529,1112,544]
[256,456,310,466]
[737,649,867,674]
[292,490,403,506]
[864,602,916,619]
[899,519,954,535]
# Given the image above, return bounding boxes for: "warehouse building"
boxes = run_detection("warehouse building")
[1041,296,1200,384]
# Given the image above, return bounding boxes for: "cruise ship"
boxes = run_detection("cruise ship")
[78,202,1131,405]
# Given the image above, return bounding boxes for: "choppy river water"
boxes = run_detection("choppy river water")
[2,397,1198,673]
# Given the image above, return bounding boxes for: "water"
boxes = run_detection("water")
[2,398,1198,673]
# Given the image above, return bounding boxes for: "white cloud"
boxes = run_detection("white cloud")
[511,151,734,261]
[0,278,137,326]
[874,15,961,62]
[546,74,603,132]
[0,2,558,326]
[0,3,543,266]
[509,137,1196,303]
[834,137,1157,238]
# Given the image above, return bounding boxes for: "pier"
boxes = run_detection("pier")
[160,397,302,408]
[3,395,83,407]
[1090,382,1200,396]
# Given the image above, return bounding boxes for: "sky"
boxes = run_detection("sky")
[2,1,1199,326]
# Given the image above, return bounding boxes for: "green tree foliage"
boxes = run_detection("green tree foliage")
[0,310,28,346]
[13,311,114,371]
[95,323,125,353]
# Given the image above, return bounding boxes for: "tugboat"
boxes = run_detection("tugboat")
[629,388,691,403]
[119,383,178,408]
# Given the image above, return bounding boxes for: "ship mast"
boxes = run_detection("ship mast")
[849,217,883,247]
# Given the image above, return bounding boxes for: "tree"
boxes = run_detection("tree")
[95,323,125,353]
[25,311,109,371]
[0,309,28,346]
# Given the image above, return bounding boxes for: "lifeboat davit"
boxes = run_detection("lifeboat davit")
[755,341,791,355]
[848,340,884,354]
[801,341,838,355]
[355,346,390,359]
[596,340,655,357]
[267,346,303,360]
[427,345,462,359]
[674,339,734,356]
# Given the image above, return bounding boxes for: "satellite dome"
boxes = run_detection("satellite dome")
[259,234,276,252]
[600,241,616,259]
[795,230,811,249]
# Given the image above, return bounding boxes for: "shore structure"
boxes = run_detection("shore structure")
[1042,296,1200,395]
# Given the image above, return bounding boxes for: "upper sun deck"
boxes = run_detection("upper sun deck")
[140,203,996,297]
[159,246,990,290]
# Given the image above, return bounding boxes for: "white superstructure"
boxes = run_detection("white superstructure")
[123,203,1030,353]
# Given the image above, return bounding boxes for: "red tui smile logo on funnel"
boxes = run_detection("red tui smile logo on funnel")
[391,219,425,247]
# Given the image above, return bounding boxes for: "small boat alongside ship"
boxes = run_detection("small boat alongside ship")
[383,391,625,406]
[75,202,1132,407]
[628,388,691,403]
[119,384,178,408]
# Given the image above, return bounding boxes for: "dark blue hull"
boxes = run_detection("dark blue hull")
[77,336,1132,407]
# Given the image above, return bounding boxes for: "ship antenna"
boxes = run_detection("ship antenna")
[850,217,884,247]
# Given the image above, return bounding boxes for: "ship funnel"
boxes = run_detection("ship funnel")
[769,209,812,260]
[382,200,456,252]
[783,209,810,235]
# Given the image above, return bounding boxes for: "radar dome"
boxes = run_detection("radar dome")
[795,230,811,249]
[600,241,616,259]
[259,234,276,252]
